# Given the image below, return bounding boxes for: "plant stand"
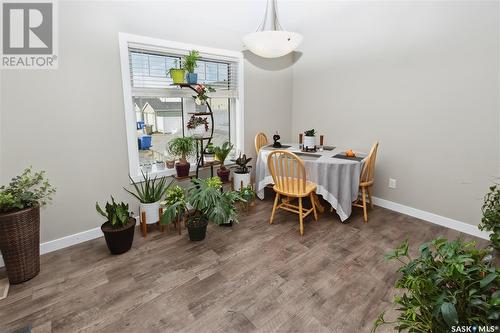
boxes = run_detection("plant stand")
[140,207,165,237]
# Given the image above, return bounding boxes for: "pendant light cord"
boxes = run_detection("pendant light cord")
[256,0,283,32]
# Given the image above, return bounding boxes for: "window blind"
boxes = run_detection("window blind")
[128,46,239,98]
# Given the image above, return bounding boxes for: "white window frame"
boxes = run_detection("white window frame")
[118,33,245,182]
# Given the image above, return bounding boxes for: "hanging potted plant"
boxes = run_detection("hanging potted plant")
[192,84,216,105]
[183,50,199,84]
[186,115,209,138]
[214,141,234,182]
[167,136,196,177]
[124,171,173,226]
[233,153,252,190]
[303,129,316,149]
[204,143,215,163]
[168,59,185,84]
[96,197,135,254]
[0,167,56,284]
[161,177,244,240]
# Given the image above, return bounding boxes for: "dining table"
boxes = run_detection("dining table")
[255,144,368,222]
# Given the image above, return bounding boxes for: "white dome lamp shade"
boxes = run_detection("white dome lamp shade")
[243,0,302,58]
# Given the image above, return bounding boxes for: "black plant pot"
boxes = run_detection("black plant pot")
[219,221,233,227]
[101,218,135,254]
[217,167,230,182]
[186,215,208,241]
[175,162,190,177]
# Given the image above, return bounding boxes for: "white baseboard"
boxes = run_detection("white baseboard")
[372,196,491,240]
[0,218,141,268]
[0,201,491,269]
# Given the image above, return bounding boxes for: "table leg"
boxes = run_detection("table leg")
[312,192,324,213]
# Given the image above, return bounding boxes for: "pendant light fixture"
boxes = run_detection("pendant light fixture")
[243,0,302,58]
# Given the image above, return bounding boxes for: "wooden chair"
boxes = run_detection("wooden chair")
[353,142,379,222]
[267,150,318,235]
[254,132,268,154]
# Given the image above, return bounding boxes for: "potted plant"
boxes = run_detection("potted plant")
[0,167,56,284]
[161,177,244,240]
[233,153,252,190]
[186,115,209,138]
[238,185,256,211]
[183,50,199,84]
[168,59,185,84]
[373,237,499,332]
[124,171,173,226]
[165,156,176,169]
[96,197,135,254]
[167,136,196,177]
[192,84,215,105]
[214,141,234,182]
[155,160,165,170]
[303,129,316,149]
[204,143,215,163]
[479,184,500,250]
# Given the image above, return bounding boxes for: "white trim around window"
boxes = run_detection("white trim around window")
[118,33,245,182]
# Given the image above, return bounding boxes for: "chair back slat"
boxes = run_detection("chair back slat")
[360,142,379,184]
[255,133,268,154]
[267,150,307,195]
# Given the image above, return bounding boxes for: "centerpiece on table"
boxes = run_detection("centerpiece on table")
[183,50,200,84]
[303,129,316,151]
[187,115,209,138]
[160,177,244,240]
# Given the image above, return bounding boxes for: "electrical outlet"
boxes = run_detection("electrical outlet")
[388,178,397,189]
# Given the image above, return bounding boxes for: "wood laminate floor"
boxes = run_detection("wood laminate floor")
[0,193,487,333]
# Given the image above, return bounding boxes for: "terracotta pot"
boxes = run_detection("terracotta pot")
[101,218,135,255]
[175,162,190,177]
[217,167,230,182]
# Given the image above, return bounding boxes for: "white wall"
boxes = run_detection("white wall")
[0,1,293,242]
[290,1,500,225]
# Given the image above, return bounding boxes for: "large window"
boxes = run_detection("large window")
[119,34,244,180]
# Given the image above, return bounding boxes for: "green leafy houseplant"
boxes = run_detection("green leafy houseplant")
[96,197,131,228]
[304,129,316,136]
[182,50,199,73]
[0,167,56,283]
[214,141,234,168]
[479,185,500,250]
[0,167,56,213]
[124,171,173,204]
[373,238,500,333]
[167,136,196,165]
[161,177,244,240]
[96,197,135,254]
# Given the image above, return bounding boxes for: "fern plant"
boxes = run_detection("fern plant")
[182,50,199,73]
[124,171,173,204]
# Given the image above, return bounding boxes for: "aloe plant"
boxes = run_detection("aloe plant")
[96,197,131,228]
[124,171,173,204]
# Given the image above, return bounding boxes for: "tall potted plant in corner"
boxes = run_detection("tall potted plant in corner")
[96,197,135,254]
[167,136,196,177]
[124,171,172,226]
[215,141,234,182]
[161,177,244,240]
[168,59,185,84]
[0,167,56,284]
[303,129,316,150]
[233,153,252,190]
[479,184,500,250]
[183,50,199,84]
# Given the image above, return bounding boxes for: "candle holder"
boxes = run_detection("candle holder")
[319,135,324,151]
[299,133,303,150]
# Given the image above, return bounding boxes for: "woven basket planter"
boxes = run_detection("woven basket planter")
[0,206,40,284]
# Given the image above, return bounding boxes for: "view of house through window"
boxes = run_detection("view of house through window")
[128,47,239,174]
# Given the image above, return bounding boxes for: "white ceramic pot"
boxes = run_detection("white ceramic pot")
[204,154,215,163]
[233,172,251,191]
[140,201,160,225]
[304,136,316,149]
[191,126,206,138]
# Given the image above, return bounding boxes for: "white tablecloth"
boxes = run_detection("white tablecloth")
[255,144,367,222]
